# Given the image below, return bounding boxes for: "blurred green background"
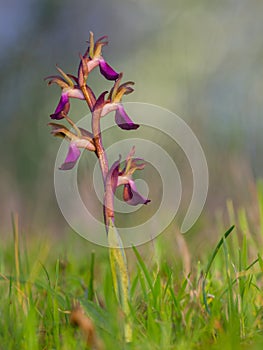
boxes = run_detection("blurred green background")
[1,0,263,241]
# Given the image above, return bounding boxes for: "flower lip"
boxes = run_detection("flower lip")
[99,59,119,81]
[59,142,81,170]
[123,181,151,206]
[115,105,139,130]
[49,87,86,120]
[50,93,70,120]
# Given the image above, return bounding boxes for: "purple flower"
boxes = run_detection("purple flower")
[46,66,95,119]
[60,142,81,170]
[93,74,139,130]
[98,59,119,80]
[50,89,84,120]
[104,147,150,229]
[114,104,139,130]
[116,148,150,205]
[49,123,95,170]
[107,147,150,204]
[83,32,119,81]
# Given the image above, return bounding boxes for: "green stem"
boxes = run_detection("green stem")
[82,84,132,342]
[108,219,132,343]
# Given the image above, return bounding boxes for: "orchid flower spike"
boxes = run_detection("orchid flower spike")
[49,122,95,170]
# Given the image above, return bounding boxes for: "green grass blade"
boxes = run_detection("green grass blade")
[108,219,132,343]
[88,250,95,301]
[202,225,235,314]
[132,246,154,295]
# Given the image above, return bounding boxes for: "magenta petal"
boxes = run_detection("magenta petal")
[123,181,150,206]
[50,93,70,120]
[115,105,139,130]
[59,143,81,170]
[99,59,119,80]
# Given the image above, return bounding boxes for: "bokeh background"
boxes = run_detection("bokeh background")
[1,0,263,248]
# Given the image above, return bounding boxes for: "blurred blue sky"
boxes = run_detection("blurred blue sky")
[0,1,33,53]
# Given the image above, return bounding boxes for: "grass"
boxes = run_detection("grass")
[1,186,263,349]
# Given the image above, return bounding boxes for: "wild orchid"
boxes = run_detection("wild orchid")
[100,73,139,130]
[49,122,95,170]
[83,32,119,80]
[46,33,150,342]
[46,66,95,119]
[104,147,150,231]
